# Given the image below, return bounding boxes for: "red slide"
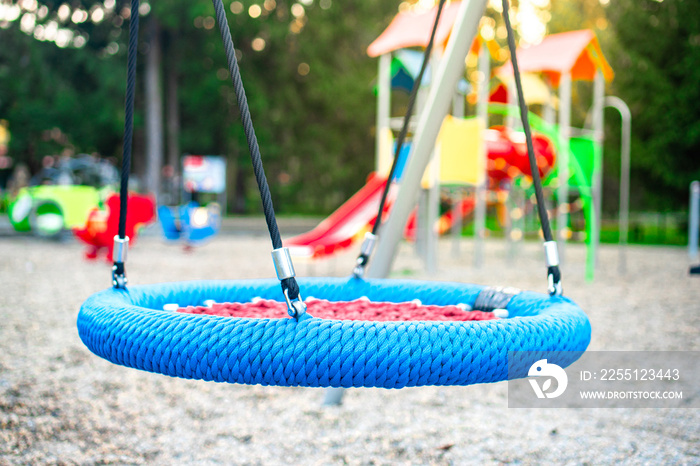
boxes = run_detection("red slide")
[284,173,395,259]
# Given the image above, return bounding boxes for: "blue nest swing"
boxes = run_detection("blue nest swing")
[78,278,590,388]
[78,0,590,390]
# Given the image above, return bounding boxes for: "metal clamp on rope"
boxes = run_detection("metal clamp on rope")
[352,232,377,278]
[272,247,307,317]
[112,235,129,289]
[543,241,563,296]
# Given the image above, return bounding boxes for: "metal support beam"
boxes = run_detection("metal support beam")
[375,53,392,173]
[451,188,462,256]
[451,91,466,257]
[369,0,489,279]
[689,181,699,262]
[145,18,164,200]
[474,42,490,268]
[603,96,632,274]
[556,72,572,264]
[325,1,488,408]
[589,70,605,280]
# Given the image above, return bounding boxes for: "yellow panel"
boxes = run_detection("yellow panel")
[377,127,394,177]
[497,73,556,107]
[437,115,484,186]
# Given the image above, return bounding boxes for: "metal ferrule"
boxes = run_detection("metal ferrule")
[113,235,130,264]
[271,247,296,280]
[360,232,377,256]
[543,241,560,267]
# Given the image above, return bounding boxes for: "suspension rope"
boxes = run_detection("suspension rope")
[112,0,140,289]
[211,0,302,311]
[353,0,448,278]
[501,0,562,296]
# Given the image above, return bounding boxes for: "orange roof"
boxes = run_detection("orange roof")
[496,30,614,86]
[367,2,464,57]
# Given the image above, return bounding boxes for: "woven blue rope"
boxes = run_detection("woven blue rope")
[77,277,590,388]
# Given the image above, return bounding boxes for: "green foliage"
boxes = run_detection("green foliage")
[1,0,398,215]
[0,1,131,169]
[606,0,700,210]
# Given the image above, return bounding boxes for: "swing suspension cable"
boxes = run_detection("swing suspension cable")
[353,0,448,278]
[112,0,305,317]
[112,0,140,289]
[501,0,562,296]
[211,0,304,317]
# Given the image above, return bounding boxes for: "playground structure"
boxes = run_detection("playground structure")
[690,181,700,275]
[73,193,155,261]
[157,154,224,246]
[9,185,102,238]
[286,3,559,269]
[495,30,633,280]
[158,202,221,247]
[7,155,119,238]
[287,5,630,283]
[78,0,589,395]
[1,3,693,462]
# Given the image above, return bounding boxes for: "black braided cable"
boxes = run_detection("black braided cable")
[501,0,561,293]
[113,0,140,287]
[211,0,299,300]
[354,0,447,273]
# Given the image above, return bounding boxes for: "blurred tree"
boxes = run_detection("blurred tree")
[0,2,129,172]
[606,0,700,210]
[0,0,398,214]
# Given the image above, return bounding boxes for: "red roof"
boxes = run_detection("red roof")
[496,30,614,86]
[367,2,464,57]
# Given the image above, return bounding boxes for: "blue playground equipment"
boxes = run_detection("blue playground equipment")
[78,277,589,388]
[158,202,221,245]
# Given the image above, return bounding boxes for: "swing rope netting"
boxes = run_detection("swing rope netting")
[78,0,589,389]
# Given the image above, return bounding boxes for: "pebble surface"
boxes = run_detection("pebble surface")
[1,231,698,465]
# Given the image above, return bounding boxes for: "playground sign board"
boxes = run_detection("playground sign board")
[182,155,226,194]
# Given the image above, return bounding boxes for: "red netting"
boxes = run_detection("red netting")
[178,298,498,322]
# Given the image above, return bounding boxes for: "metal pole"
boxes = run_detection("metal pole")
[505,186,514,262]
[453,90,465,118]
[451,91,465,257]
[474,42,490,267]
[557,72,572,264]
[603,96,631,274]
[375,54,392,173]
[426,176,439,273]
[690,181,700,261]
[145,18,164,200]
[590,71,605,280]
[425,47,444,274]
[325,0,487,409]
[543,76,556,125]
[369,0,489,280]
[508,185,525,261]
[415,83,429,260]
[451,188,462,256]
[506,78,518,129]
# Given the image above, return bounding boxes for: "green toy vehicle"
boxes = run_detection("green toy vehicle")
[7,155,118,237]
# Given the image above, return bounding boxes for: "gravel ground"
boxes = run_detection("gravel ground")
[1,227,698,465]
